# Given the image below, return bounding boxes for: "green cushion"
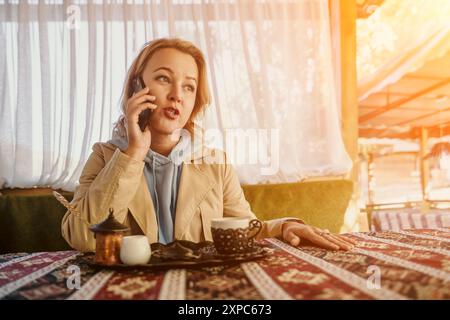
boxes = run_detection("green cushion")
[0,192,73,253]
[0,179,353,253]
[242,180,353,234]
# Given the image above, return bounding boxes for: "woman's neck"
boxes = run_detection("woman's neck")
[150,132,181,157]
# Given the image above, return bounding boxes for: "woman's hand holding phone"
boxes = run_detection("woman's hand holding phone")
[124,86,157,161]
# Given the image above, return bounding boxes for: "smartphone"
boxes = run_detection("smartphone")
[132,76,152,132]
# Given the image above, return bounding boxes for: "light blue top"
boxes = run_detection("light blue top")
[109,131,192,244]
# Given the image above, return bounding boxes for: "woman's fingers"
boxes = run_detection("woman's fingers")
[322,233,354,251]
[126,94,157,130]
[284,224,358,251]
[286,231,301,247]
[132,86,149,97]
[132,94,156,106]
[137,102,158,112]
[128,102,157,120]
[312,227,358,249]
[306,231,339,251]
[127,88,156,116]
[338,235,358,245]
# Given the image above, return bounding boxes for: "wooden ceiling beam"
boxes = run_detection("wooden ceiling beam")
[359,128,416,139]
[359,78,450,123]
[378,127,410,139]
[394,107,450,126]
[359,122,450,139]
[425,124,450,138]
[402,74,448,81]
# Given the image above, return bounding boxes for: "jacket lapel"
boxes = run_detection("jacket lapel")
[127,173,159,243]
[173,161,216,239]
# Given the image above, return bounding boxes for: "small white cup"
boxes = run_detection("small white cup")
[120,235,151,265]
[211,217,251,230]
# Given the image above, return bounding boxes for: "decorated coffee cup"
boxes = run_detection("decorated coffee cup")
[211,217,262,254]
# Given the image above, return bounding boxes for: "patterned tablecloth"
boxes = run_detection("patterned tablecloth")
[1,228,449,300]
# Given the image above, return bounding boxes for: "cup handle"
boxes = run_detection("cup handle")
[248,219,263,240]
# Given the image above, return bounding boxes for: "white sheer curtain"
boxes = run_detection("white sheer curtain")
[0,0,351,191]
[357,0,450,101]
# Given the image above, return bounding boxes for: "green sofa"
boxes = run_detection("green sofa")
[242,180,353,233]
[0,179,352,253]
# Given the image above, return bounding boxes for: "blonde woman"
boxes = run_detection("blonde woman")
[61,38,356,252]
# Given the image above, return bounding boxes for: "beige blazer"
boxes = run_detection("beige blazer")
[61,142,300,252]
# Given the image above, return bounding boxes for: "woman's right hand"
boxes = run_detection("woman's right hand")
[124,87,157,161]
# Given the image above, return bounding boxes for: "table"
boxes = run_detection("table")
[1,228,449,300]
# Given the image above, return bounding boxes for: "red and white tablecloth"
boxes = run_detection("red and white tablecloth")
[1,228,449,300]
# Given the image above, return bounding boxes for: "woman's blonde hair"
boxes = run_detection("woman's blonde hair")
[113,38,210,138]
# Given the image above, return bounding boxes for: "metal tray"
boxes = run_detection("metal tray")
[82,240,269,270]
